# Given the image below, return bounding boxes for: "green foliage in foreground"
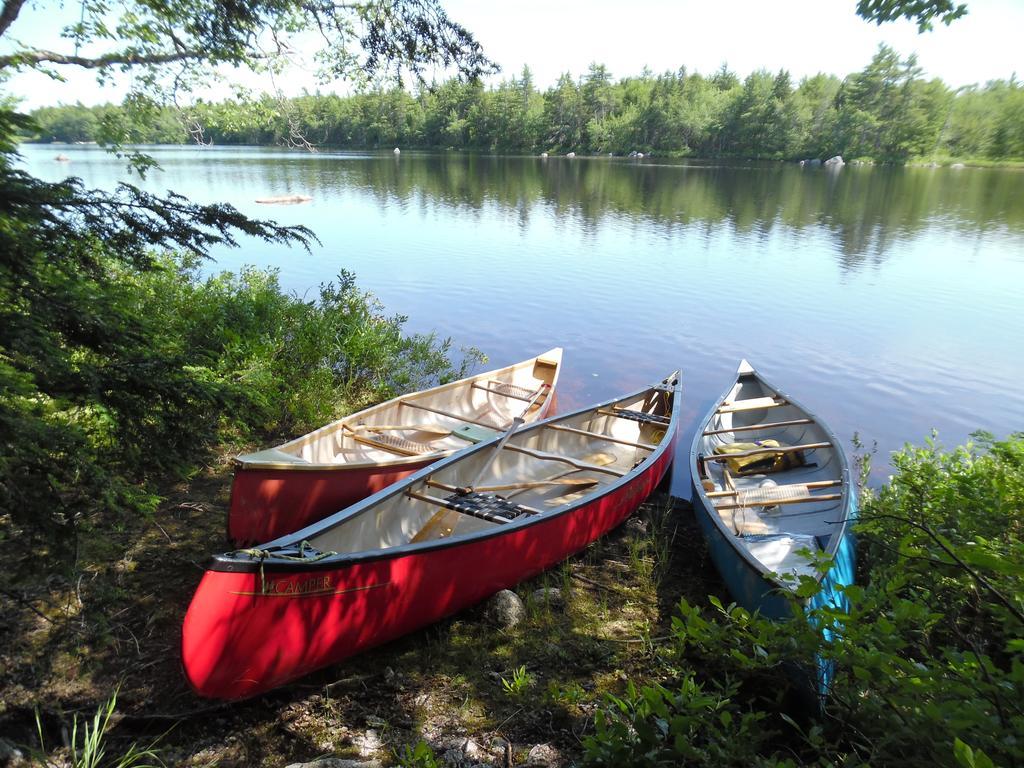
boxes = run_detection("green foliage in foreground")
[584,434,1024,767]
[0,241,481,554]
[33,690,163,768]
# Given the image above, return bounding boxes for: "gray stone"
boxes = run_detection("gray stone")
[951,162,966,169]
[531,587,564,607]
[808,158,822,167]
[625,516,648,537]
[824,155,845,167]
[524,742,561,767]
[353,729,382,757]
[0,738,24,766]
[485,589,525,628]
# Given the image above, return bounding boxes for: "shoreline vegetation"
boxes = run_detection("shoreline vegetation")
[2,424,1020,767]
[3,1,1022,758]
[21,46,1024,166]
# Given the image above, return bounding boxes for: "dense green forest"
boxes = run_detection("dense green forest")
[27,45,1024,162]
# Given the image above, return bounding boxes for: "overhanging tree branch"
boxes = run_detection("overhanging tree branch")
[0,47,212,70]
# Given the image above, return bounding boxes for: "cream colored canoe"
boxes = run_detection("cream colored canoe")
[228,349,563,544]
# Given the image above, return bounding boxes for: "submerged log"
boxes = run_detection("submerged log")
[254,194,313,205]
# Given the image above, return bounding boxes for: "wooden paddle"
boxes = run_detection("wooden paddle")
[409,382,550,544]
[348,423,451,436]
[462,382,551,493]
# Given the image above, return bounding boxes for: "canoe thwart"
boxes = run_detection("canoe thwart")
[714,492,843,511]
[503,445,626,476]
[548,423,656,450]
[703,441,831,462]
[703,417,814,436]
[349,423,452,436]
[399,399,502,429]
[717,397,787,414]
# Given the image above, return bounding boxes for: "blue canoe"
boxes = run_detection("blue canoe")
[689,360,856,689]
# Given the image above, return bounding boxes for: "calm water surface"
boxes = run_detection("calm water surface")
[21,144,1024,490]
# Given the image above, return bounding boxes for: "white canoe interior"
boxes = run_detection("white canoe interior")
[292,377,677,556]
[237,348,563,470]
[694,361,846,582]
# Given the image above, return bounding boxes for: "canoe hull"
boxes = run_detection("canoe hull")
[691,479,857,620]
[184,443,673,700]
[228,459,435,546]
[227,360,561,545]
[688,361,856,696]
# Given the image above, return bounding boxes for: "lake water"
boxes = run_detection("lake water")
[20,144,1024,491]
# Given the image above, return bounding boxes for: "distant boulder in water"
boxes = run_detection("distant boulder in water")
[393,147,401,155]
[254,194,313,205]
[951,162,966,169]
[540,152,548,158]
[824,155,845,168]
[566,151,576,158]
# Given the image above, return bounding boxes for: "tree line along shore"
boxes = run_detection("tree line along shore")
[24,46,1024,165]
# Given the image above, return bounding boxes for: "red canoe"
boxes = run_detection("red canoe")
[228,349,563,545]
[183,372,681,699]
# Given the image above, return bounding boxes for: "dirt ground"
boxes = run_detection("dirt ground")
[0,458,726,766]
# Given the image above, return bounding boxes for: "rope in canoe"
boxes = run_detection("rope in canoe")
[233,540,338,593]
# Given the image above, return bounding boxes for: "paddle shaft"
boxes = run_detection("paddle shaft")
[466,383,550,491]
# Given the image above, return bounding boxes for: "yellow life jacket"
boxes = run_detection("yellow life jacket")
[713,439,806,476]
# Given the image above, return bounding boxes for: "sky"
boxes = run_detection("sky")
[2,0,1022,109]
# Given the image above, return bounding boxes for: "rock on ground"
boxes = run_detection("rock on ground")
[524,742,562,766]
[531,587,564,607]
[485,589,525,628]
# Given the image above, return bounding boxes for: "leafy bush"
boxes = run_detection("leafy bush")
[584,434,1024,767]
[0,243,482,553]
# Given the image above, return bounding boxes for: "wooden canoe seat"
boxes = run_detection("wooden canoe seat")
[472,380,548,403]
[703,417,814,436]
[406,489,540,523]
[717,397,786,414]
[714,492,842,511]
[349,431,436,456]
[707,479,841,499]
[711,479,843,511]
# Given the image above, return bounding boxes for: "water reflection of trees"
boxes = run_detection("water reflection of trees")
[235,154,1024,267]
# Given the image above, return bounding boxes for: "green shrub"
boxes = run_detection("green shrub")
[584,434,1024,767]
[1,246,482,554]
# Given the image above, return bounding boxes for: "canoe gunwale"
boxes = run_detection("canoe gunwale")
[210,371,682,574]
[233,348,563,472]
[688,362,853,595]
